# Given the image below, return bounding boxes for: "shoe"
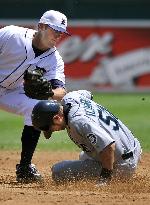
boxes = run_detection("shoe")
[16,163,42,183]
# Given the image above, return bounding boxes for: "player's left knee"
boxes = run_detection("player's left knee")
[51,164,59,182]
[51,160,73,183]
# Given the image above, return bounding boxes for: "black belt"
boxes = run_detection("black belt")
[122,151,133,160]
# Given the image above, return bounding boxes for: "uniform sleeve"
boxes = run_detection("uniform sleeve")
[75,118,115,153]
[44,50,65,84]
[62,90,92,105]
[0,26,11,51]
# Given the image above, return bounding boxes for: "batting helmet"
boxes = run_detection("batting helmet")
[31,100,60,132]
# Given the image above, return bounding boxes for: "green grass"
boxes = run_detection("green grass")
[0,93,150,151]
[0,111,77,151]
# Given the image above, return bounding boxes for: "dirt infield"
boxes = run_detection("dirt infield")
[0,151,150,205]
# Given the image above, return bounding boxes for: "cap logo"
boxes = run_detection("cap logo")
[61,18,66,25]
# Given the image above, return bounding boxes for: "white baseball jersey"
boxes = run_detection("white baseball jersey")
[0,25,65,125]
[0,25,65,90]
[61,90,141,168]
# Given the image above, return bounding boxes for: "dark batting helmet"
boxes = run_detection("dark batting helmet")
[31,100,61,137]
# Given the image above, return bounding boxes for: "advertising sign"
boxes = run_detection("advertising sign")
[59,21,150,91]
[1,20,150,91]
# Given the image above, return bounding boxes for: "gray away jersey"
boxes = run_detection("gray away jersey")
[61,90,138,163]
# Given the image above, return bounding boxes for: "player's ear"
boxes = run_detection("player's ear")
[38,23,46,30]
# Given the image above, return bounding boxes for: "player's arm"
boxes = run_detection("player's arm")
[51,87,66,101]
[99,142,115,170]
[82,120,115,171]
[77,119,115,184]
[49,79,67,101]
[97,142,115,184]
[46,51,67,101]
[82,121,115,183]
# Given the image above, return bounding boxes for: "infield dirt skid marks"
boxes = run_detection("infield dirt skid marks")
[0,151,150,205]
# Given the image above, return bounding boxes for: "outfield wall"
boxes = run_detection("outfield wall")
[1,19,150,92]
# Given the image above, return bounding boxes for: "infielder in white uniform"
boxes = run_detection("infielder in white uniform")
[31,90,142,185]
[0,10,69,182]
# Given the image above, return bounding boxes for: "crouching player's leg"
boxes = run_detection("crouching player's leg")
[51,151,102,184]
[51,141,142,184]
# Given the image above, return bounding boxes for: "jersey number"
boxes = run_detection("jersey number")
[97,105,119,131]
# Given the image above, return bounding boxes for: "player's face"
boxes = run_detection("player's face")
[38,24,63,49]
[50,114,66,132]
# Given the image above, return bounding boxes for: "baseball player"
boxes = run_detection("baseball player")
[0,10,69,182]
[31,90,142,185]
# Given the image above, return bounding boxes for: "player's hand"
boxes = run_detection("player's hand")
[96,176,111,187]
[96,167,113,187]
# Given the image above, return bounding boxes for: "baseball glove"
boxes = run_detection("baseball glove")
[23,68,54,100]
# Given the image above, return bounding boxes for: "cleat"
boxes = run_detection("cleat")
[16,163,42,183]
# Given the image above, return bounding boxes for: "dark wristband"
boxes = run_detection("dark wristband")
[100,168,113,180]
